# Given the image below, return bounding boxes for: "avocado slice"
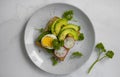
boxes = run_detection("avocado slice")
[54,19,68,35]
[51,18,60,35]
[58,28,79,41]
[45,16,59,31]
[61,24,80,31]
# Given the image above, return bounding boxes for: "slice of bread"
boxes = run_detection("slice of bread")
[35,16,59,47]
[45,16,59,31]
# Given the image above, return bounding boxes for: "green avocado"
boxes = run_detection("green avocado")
[58,28,79,41]
[54,19,68,35]
[61,24,80,31]
[51,18,60,35]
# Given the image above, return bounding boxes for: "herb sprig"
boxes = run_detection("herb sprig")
[52,39,64,50]
[88,42,114,73]
[62,10,73,20]
[51,57,58,66]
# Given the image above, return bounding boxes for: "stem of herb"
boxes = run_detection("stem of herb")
[88,59,99,73]
[99,56,107,61]
[97,50,101,59]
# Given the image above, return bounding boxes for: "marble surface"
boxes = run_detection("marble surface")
[0,0,120,77]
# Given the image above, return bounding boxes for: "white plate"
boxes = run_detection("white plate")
[24,3,95,75]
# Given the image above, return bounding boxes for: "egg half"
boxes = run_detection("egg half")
[41,34,57,49]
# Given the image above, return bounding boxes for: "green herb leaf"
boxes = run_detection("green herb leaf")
[40,28,44,33]
[52,39,60,50]
[78,26,81,30]
[51,57,58,66]
[106,50,114,58]
[71,51,83,58]
[45,49,54,54]
[62,10,73,20]
[96,42,106,52]
[36,31,49,41]
[88,42,115,74]
[35,28,45,33]
[59,40,64,46]
[78,33,84,41]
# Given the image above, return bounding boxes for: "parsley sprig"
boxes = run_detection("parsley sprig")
[88,42,114,73]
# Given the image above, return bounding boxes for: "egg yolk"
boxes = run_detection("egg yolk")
[41,36,54,48]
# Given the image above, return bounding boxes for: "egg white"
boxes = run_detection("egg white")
[41,34,57,49]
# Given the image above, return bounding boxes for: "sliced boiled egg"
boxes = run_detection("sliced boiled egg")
[41,34,57,49]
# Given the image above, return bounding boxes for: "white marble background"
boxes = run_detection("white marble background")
[0,0,120,77]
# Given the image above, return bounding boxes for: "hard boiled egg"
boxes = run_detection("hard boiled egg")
[41,34,57,49]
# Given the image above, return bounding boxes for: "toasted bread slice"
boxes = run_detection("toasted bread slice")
[45,16,59,31]
[35,16,59,47]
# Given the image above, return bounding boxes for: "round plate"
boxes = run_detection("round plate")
[24,3,95,75]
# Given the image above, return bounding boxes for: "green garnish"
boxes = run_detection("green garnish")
[52,39,60,50]
[59,40,64,46]
[78,33,84,41]
[36,31,49,41]
[62,10,73,20]
[39,28,44,33]
[35,28,45,33]
[96,42,106,52]
[71,51,83,58]
[105,50,114,58]
[45,49,54,54]
[51,57,58,66]
[52,39,64,50]
[88,42,114,73]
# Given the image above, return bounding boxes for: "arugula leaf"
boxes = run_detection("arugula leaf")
[78,33,84,41]
[96,42,106,52]
[71,51,83,58]
[106,50,114,58]
[62,10,73,20]
[51,57,58,66]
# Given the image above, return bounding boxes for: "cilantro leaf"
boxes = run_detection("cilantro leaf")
[96,42,106,52]
[106,50,114,58]
[45,49,54,54]
[71,51,83,58]
[59,40,64,46]
[51,57,58,66]
[62,10,73,20]
[88,42,115,73]
[36,31,49,41]
[78,33,84,41]
[52,39,60,50]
